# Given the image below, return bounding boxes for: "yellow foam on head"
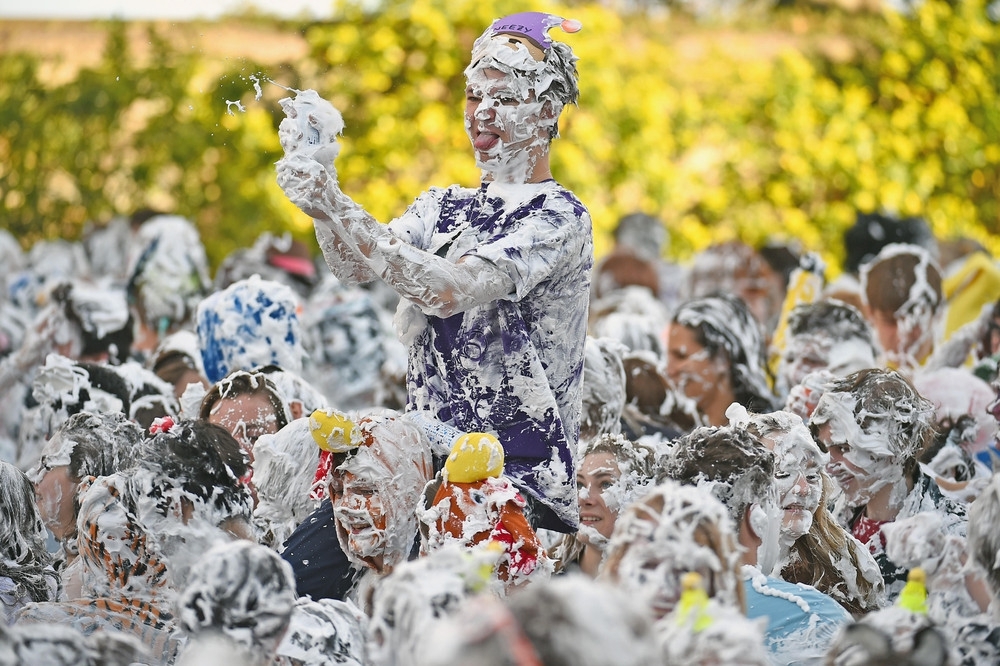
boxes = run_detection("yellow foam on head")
[309,408,357,453]
[445,432,504,483]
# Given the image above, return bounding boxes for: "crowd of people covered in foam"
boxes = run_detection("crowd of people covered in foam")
[5,9,1000,666]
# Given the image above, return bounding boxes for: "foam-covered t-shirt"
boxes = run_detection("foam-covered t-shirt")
[387,180,592,532]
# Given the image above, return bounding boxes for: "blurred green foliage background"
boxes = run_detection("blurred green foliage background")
[1,0,998,274]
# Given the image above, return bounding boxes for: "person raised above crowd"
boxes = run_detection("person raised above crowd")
[276,11,591,534]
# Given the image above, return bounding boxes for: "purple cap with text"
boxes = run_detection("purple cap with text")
[487,11,582,50]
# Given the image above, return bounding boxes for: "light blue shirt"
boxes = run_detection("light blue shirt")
[743,566,852,666]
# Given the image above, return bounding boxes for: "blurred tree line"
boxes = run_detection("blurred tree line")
[1,0,997,271]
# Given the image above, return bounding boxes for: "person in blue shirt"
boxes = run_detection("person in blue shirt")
[662,422,852,665]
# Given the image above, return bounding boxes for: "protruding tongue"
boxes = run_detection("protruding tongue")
[475,133,499,151]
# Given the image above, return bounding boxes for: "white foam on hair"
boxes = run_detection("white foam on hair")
[251,418,322,548]
[604,481,742,619]
[276,597,368,666]
[176,540,296,654]
[127,215,210,328]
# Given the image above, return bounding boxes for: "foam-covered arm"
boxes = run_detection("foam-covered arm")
[313,215,380,286]
[276,89,376,285]
[282,151,514,311]
[276,94,513,312]
[318,187,515,318]
[403,410,465,461]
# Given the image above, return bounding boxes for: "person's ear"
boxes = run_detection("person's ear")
[539,100,559,133]
[748,503,769,539]
[540,99,557,120]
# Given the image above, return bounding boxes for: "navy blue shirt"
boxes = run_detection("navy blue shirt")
[281,501,360,601]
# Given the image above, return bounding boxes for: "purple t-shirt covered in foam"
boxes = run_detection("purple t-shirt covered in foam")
[389,179,592,532]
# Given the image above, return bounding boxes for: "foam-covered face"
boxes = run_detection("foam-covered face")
[870,308,930,367]
[765,427,827,540]
[777,333,876,396]
[464,67,553,182]
[665,323,728,414]
[611,516,725,620]
[34,465,78,541]
[331,453,392,570]
[733,263,784,331]
[207,391,280,456]
[812,394,905,509]
[576,452,621,545]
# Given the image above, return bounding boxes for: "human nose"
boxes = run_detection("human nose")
[475,97,498,120]
[791,473,809,495]
[338,493,365,512]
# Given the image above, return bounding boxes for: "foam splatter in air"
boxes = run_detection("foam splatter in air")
[224,72,271,116]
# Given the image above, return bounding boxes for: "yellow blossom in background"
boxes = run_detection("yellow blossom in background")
[1,0,998,268]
